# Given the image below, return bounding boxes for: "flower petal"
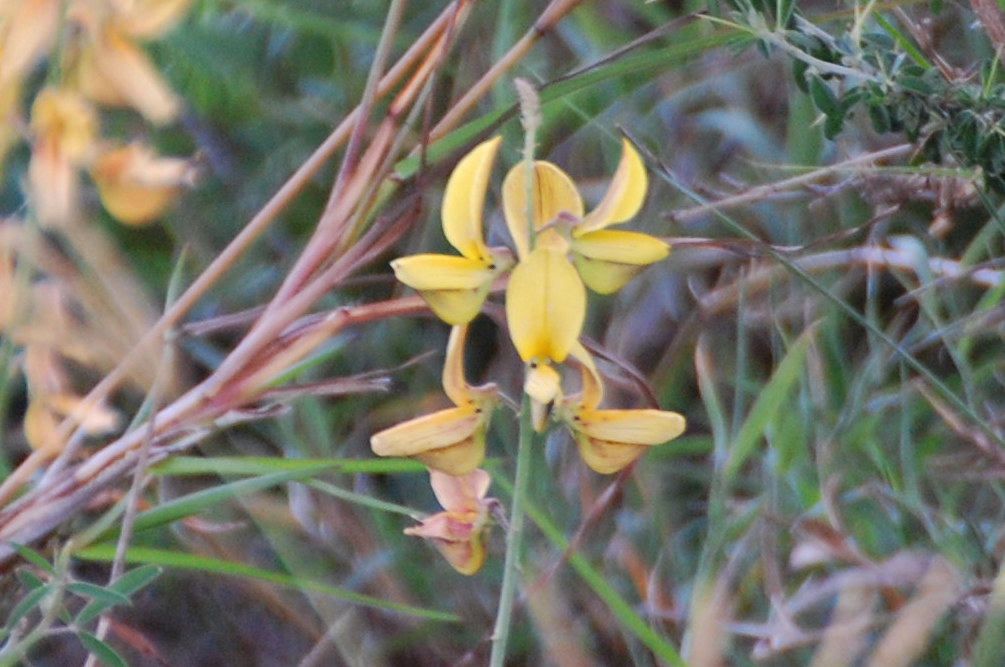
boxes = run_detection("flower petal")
[524,361,562,432]
[573,434,650,474]
[576,138,648,234]
[503,160,584,259]
[575,408,686,445]
[505,247,585,363]
[429,468,491,513]
[404,511,488,575]
[370,405,488,475]
[442,137,501,261]
[567,342,603,410]
[391,254,495,325]
[571,229,669,294]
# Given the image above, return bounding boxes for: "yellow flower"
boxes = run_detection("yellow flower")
[370,323,498,475]
[392,137,514,325]
[404,468,494,575]
[90,142,196,225]
[501,137,669,293]
[557,345,685,474]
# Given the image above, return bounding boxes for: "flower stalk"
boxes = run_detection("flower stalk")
[489,392,536,667]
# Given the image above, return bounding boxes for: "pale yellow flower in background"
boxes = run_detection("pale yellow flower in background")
[71,24,180,124]
[91,142,196,224]
[0,0,60,87]
[404,468,494,575]
[67,0,192,124]
[370,324,498,475]
[28,88,99,226]
[557,344,685,474]
[392,137,514,325]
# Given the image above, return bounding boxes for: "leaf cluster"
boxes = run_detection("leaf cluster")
[733,1,1005,191]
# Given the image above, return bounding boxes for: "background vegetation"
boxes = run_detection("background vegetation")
[2,0,1005,665]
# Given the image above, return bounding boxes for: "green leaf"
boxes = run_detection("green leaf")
[4,585,52,631]
[75,566,163,626]
[75,545,459,622]
[16,568,47,591]
[78,631,129,667]
[109,564,163,596]
[807,74,839,117]
[67,582,133,607]
[10,543,56,575]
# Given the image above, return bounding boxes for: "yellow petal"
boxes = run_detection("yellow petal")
[505,247,585,363]
[503,160,584,259]
[391,254,495,325]
[571,230,670,294]
[524,362,561,432]
[567,342,603,410]
[442,137,501,261]
[404,510,488,575]
[575,408,686,445]
[577,138,648,234]
[442,323,471,406]
[574,434,650,474]
[370,405,488,475]
[429,468,491,513]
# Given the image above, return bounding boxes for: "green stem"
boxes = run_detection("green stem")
[489,394,535,667]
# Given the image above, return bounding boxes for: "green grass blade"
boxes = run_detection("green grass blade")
[75,544,459,622]
[723,325,814,484]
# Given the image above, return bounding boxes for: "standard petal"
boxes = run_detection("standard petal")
[576,138,648,234]
[505,247,585,363]
[370,405,487,475]
[442,137,501,261]
[391,254,495,324]
[571,229,670,294]
[502,160,584,258]
[575,408,686,445]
